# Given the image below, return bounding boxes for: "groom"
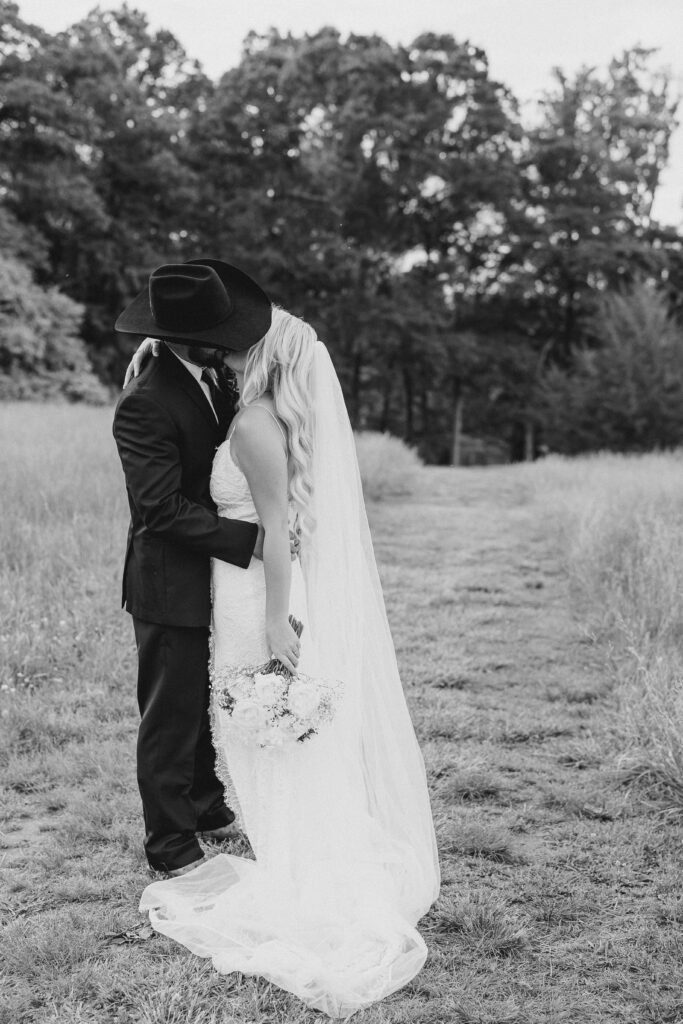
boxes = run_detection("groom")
[113,259,272,875]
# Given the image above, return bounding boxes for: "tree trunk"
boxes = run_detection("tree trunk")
[523,417,535,462]
[380,369,393,431]
[419,383,430,441]
[402,365,414,443]
[349,349,362,427]
[451,384,464,466]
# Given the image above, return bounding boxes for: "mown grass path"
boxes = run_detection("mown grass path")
[380,467,683,1024]
[2,450,682,1024]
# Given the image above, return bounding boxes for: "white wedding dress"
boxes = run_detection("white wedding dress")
[140,344,439,1019]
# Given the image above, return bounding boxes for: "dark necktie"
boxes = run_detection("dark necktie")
[200,368,220,421]
[202,368,232,429]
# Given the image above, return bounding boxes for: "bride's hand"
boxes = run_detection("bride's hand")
[123,337,160,387]
[266,617,301,675]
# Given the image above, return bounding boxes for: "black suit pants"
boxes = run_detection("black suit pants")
[132,617,233,871]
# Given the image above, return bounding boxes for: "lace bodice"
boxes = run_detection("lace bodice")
[211,439,258,522]
[211,406,291,523]
[211,407,293,524]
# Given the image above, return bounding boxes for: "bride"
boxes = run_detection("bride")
[137,307,440,1018]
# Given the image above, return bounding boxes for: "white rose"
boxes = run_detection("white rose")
[226,672,253,700]
[254,671,287,706]
[230,698,264,735]
[281,713,302,736]
[287,680,319,719]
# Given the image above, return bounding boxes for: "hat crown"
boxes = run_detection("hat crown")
[149,264,233,333]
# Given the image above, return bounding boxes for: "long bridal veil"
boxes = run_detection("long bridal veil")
[140,340,439,1019]
[302,341,440,922]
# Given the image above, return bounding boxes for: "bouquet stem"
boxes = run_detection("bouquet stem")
[263,615,304,681]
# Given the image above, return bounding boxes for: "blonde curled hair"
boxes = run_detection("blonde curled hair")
[240,306,316,534]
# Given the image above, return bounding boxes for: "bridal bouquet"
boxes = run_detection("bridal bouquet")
[212,617,343,749]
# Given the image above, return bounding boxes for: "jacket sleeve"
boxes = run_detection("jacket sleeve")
[113,390,257,568]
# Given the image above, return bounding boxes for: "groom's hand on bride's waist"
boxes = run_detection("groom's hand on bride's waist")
[252,524,265,561]
[251,525,300,562]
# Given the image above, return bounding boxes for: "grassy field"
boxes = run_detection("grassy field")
[2,405,683,1024]
[530,453,683,804]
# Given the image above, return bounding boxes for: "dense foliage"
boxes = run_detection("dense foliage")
[0,253,107,402]
[1,2,681,458]
[541,282,683,453]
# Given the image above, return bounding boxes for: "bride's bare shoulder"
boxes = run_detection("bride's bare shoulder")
[231,402,286,458]
[235,400,276,429]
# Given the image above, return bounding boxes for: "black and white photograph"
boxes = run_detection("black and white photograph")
[1,1,683,1021]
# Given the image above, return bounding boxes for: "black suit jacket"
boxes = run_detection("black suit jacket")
[113,345,258,628]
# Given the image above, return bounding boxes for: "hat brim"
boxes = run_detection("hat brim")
[115,258,272,351]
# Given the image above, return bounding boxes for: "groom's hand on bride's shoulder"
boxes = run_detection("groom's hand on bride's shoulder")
[251,525,300,562]
[123,337,160,388]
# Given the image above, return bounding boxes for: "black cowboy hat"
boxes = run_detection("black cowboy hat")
[114,258,272,351]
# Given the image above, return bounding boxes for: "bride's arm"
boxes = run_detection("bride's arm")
[232,407,300,673]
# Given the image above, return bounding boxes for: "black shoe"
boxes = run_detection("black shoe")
[197,822,240,840]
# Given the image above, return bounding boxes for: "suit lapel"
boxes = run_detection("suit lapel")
[159,346,221,433]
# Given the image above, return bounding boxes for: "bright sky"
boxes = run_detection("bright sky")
[17,0,683,227]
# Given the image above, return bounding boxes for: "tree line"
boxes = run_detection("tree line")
[1,2,682,461]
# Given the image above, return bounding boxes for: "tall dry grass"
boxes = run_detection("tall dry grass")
[0,404,129,675]
[354,431,422,500]
[0,402,133,781]
[530,452,683,801]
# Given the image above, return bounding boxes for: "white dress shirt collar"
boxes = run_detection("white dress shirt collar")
[168,346,204,382]
[167,347,218,420]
